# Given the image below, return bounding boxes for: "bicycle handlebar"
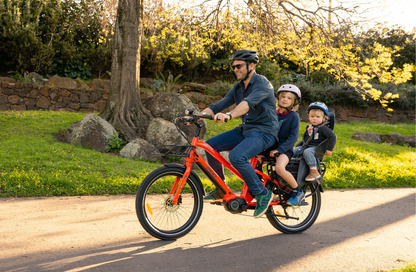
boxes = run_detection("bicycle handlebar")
[179,114,228,124]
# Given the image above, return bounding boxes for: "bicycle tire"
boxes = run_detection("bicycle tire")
[135,166,204,240]
[266,183,321,234]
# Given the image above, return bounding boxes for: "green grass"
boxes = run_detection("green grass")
[322,120,415,188]
[0,111,415,197]
[0,111,160,197]
[203,118,416,191]
[383,262,416,272]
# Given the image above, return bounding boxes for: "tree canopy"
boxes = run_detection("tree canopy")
[140,0,414,110]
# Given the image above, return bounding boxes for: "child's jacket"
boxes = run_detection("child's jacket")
[296,122,337,151]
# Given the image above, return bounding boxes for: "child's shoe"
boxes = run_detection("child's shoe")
[287,189,305,206]
[305,169,321,181]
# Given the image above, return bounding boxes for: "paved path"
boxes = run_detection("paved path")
[1,188,415,272]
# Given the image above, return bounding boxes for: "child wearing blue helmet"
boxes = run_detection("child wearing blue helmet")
[293,102,337,182]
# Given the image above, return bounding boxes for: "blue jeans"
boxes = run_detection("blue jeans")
[205,129,275,196]
[293,146,318,167]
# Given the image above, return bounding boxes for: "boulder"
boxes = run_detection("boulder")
[181,82,207,93]
[403,135,416,147]
[119,138,158,162]
[380,134,406,145]
[64,114,116,152]
[47,75,78,90]
[140,88,154,104]
[146,118,188,153]
[351,132,381,143]
[145,92,206,139]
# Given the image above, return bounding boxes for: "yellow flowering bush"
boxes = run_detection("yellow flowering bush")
[138,0,413,109]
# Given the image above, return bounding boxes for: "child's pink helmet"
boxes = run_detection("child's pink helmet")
[276,84,301,99]
[276,84,301,109]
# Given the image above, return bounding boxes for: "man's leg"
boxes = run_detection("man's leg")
[228,131,275,196]
[228,131,276,218]
[205,128,244,180]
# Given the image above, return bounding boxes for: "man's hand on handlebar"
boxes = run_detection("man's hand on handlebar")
[214,112,231,123]
[181,112,214,126]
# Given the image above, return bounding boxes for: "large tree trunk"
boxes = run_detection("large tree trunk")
[99,0,152,141]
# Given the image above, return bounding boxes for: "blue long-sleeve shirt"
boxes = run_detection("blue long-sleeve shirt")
[209,72,279,139]
[273,110,300,154]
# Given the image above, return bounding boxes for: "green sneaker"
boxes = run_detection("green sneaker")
[203,188,221,202]
[253,190,274,218]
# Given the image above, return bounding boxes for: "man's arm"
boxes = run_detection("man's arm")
[200,108,214,116]
[214,101,249,123]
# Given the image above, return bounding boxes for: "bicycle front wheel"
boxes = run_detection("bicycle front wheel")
[135,166,204,240]
[267,183,321,234]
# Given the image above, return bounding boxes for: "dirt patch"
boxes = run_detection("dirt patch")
[53,130,69,144]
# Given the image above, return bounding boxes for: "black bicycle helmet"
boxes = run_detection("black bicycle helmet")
[231,50,259,64]
[231,50,259,81]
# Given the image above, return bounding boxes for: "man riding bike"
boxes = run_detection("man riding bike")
[199,49,279,218]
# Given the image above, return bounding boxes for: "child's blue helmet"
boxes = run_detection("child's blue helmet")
[307,102,328,116]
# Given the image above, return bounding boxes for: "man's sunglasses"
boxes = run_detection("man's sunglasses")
[231,63,248,70]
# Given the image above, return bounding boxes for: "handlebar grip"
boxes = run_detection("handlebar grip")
[203,115,214,120]
[216,117,228,122]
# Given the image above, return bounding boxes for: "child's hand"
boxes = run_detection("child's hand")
[325,150,332,156]
[269,150,279,157]
[256,155,265,164]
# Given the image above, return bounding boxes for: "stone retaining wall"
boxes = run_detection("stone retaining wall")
[0,77,414,123]
[0,78,110,113]
[297,104,415,124]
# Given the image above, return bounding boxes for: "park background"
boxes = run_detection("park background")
[0,2,415,270]
[0,0,415,195]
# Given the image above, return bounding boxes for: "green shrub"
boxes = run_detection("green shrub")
[0,0,112,79]
[388,83,415,110]
[309,69,336,84]
[295,80,415,110]
[0,0,61,74]
[257,60,300,87]
[206,81,234,96]
[51,58,92,80]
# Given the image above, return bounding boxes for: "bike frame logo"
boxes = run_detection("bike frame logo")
[206,165,218,178]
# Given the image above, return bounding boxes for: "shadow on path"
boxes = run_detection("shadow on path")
[2,193,415,272]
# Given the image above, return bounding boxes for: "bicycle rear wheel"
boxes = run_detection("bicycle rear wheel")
[267,183,321,234]
[135,166,204,240]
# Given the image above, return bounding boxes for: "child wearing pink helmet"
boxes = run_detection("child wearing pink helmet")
[258,84,304,206]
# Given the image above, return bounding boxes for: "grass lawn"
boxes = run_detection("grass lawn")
[0,111,415,197]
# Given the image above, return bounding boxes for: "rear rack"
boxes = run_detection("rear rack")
[151,145,195,157]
